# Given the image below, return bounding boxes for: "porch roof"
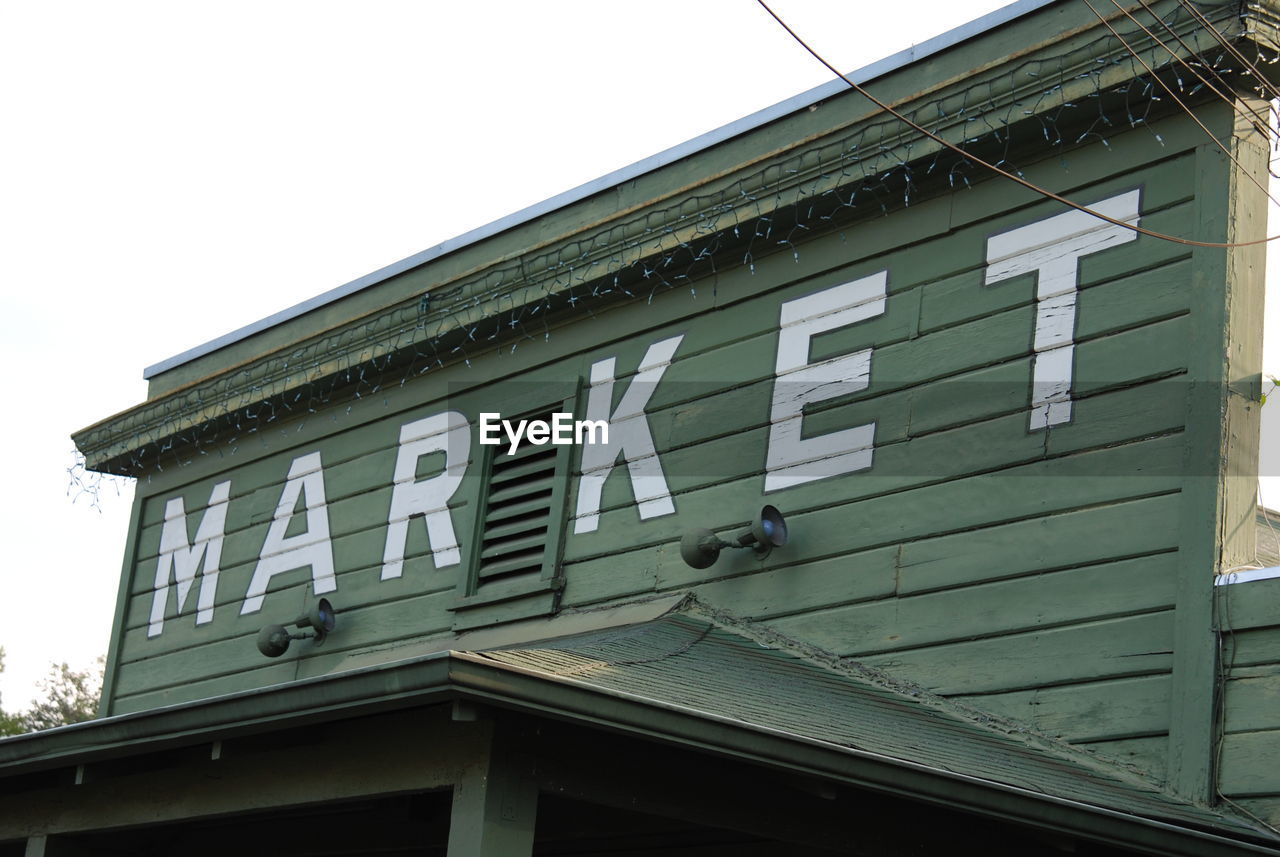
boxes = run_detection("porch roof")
[2,597,1275,855]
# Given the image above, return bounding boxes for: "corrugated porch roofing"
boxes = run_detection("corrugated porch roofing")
[2,597,1276,854]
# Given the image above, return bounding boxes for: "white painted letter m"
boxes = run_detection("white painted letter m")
[148,481,231,638]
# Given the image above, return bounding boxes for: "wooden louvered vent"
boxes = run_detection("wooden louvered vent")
[476,435,559,587]
[473,411,568,601]
[453,402,572,629]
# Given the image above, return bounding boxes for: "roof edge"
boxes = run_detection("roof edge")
[143,0,1057,380]
[4,599,1275,854]
[4,650,1271,855]
[446,655,1280,856]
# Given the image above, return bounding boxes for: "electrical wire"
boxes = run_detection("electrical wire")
[1133,0,1276,136]
[1213,497,1280,836]
[1173,0,1280,165]
[1118,0,1278,171]
[1177,0,1280,103]
[759,0,1280,830]
[1083,0,1280,209]
[754,0,1280,249]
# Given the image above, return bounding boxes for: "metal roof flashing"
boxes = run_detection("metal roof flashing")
[143,0,1058,381]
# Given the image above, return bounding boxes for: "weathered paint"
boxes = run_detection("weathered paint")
[764,269,886,491]
[98,133,1217,738]
[573,334,684,533]
[1215,573,1280,818]
[240,451,335,615]
[66,1,1274,822]
[984,189,1140,430]
[381,410,470,578]
[147,480,229,637]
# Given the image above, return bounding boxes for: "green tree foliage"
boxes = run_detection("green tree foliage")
[21,659,104,732]
[0,649,22,737]
[0,647,103,736]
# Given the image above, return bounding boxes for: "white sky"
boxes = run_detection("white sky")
[1,0,1277,711]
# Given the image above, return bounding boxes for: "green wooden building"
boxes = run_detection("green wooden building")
[6,0,1280,853]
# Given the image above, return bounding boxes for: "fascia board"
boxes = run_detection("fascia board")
[142,0,1062,381]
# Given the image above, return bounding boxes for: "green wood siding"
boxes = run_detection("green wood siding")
[67,0,1274,813]
[1217,576,1280,810]
[102,113,1245,740]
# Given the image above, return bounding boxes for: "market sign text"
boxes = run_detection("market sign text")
[148,191,1141,637]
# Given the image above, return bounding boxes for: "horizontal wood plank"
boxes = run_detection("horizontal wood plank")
[955,674,1170,743]
[1224,672,1280,735]
[852,611,1174,695]
[897,493,1181,594]
[1077,735,1168,785]
[771,554,1176,656]
[1218,730,1280,797]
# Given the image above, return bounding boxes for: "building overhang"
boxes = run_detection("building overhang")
[72,0,1280,477]
[3,599,1276,855]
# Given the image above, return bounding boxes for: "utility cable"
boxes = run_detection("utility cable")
[754,0,1280,249]
[1084,0,1280,207]
[1125,0,1276,158]
[1177,0,1280,103]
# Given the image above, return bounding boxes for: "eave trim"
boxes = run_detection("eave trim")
[141,0,1060,381]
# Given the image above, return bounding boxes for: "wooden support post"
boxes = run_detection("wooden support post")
[1168,98,1269,803]
[24,837,86,857]
[446,724,538,857]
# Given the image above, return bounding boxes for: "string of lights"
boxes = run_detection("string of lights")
[755,0,1280,249]
[1087,0,1280,202]
[1131,0,1277,149]
[72,0,1276,489]
[1178,0,1280,102]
